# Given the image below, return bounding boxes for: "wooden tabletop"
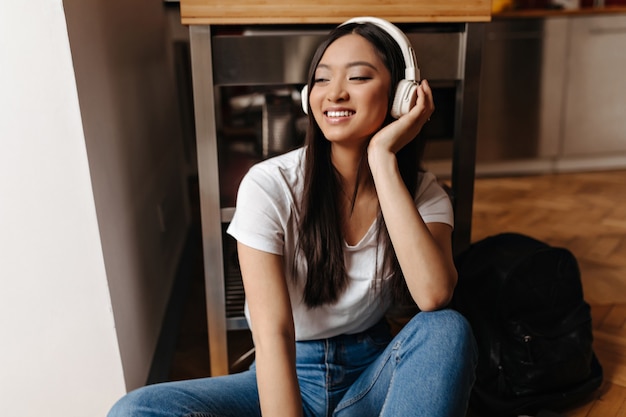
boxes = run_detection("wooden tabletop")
[493,5,626,18]
[179,0,492,25]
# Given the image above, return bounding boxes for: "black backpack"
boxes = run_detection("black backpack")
[451,233,603,417]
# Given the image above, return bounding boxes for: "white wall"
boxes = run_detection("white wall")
[0,0,189,414]
[0,1,126,416]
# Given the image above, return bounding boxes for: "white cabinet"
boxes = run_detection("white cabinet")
[475,14,626,175]
[562,15,626,158]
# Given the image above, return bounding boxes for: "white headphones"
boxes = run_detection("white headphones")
[301,16,421,119]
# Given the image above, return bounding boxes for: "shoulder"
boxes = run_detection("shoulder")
[243,147,305,189]
[416,171,445,199]
[228,148,306,254]
[234,147,306,215]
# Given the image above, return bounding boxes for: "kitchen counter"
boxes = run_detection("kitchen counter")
[180,0,491,25]
[494,5,626,18]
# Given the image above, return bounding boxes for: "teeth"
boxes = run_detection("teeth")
[326,111,353,118]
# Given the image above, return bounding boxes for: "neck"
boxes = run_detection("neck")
[330,143,372,193]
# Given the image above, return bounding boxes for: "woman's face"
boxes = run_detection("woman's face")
[309,34,392,147]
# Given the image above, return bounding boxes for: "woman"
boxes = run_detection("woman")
[109,17,476,417]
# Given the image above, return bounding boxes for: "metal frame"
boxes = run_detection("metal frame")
[452,22,484,255]
[188,22,484,376]
[189,25,229,376]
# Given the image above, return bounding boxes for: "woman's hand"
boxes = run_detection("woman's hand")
[368,79,434,156]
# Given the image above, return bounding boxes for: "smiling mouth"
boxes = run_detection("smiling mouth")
[325,110,355,118]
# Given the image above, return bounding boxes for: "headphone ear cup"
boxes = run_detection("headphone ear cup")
[301,85,308,114]
[391,80,418,119]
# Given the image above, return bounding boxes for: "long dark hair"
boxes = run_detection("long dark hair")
[298,22,426,308]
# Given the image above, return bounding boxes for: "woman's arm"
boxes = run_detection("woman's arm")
[367,80,457,311]
[237,242,303,417]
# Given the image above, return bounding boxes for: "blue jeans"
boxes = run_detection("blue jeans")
[108,309,477,417]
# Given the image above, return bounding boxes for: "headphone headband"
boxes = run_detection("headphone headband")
[301,16,421,118]
[340,16,420,82]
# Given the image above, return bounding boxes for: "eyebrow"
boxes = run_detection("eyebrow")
[316,61,379,71]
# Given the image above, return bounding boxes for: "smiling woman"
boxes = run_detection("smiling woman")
[108,17,477,417]
[309,35,391,146]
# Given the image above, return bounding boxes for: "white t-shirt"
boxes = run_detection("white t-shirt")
[227,147,453,341]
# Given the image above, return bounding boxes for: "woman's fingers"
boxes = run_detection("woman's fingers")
[368,80,435,154]
[414,79,434,123]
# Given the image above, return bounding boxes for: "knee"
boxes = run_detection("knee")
[405,309,477,358]
[108,393,131,417]
[107,390,138,417]
[107,385,158,417]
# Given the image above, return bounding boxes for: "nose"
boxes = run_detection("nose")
[327,79,348,103]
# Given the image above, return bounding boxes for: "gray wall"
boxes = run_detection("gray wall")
[64,0,190,390]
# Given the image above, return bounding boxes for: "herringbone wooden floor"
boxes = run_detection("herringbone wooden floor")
[470,169,626,416]
[170,169,626,416]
